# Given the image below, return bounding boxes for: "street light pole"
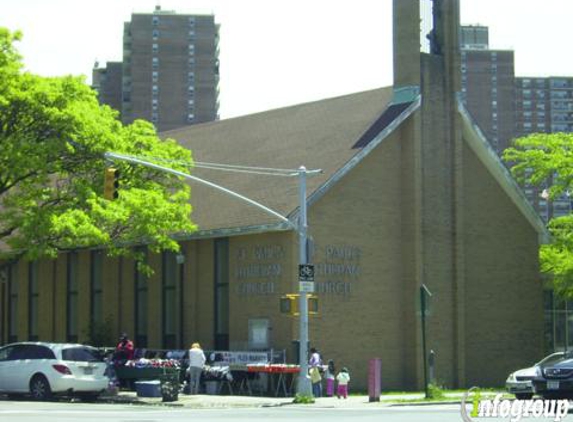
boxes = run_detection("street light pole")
[297,166,312,396]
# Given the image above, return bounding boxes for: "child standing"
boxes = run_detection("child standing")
[336,367,350,399]
[325,360,336,397]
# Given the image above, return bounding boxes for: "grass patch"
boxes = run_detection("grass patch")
[292,394,315,404]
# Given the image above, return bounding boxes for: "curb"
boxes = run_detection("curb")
[388,400,461,407]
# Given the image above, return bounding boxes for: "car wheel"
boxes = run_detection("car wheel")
[515,393,533,400]
[30,375,52,401]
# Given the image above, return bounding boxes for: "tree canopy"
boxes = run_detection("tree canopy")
[0,28,196,261]
[504,132,573,297]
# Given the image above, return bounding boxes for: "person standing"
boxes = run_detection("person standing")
[114,333,134,363]
[325,360,336,397]
[187,342,206,395]
[336,367,351,399]
[308,347,322,398]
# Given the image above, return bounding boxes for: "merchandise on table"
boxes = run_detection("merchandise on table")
[121,358,182,369]
[246,363,300,373]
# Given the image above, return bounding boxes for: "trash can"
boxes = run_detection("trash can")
[205,381,219,395]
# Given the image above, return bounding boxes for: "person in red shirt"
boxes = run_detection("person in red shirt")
[115,332,134,363]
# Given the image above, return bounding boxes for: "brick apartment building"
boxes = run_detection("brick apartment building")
[93,6,220,132]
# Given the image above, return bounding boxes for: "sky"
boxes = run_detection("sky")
[1,0,572,119]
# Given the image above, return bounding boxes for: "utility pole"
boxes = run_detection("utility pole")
[297,166,312,396]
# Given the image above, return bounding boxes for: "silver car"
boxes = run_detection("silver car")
[0,342,109,400]
[506,352,570,399]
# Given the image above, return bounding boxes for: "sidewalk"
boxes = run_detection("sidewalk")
[101,390,477,409]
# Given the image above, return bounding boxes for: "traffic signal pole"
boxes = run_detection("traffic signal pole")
[297,166,312,396]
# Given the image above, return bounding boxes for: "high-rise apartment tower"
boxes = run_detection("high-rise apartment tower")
[93,6,220,132]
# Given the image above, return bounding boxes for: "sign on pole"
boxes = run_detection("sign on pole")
[299,281,315,293]
[298,264,315,282]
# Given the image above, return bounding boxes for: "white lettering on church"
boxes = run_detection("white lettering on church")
[237,281,276,296]
[236,264,282,280]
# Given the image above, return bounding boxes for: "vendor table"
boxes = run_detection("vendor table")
[247,364,300,397]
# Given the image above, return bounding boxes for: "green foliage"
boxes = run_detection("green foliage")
[427,383,445,400]
[503,132,573,297]
[0,28,197,262]
[292,393,315,404]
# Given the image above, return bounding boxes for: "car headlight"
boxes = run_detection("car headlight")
[507,372,516,382]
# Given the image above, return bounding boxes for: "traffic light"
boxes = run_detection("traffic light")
[103,167,120,200]
[280,294,299,315]
[308,295,318,315]
[280,294,318,316]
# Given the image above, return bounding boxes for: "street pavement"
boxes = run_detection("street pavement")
[0,401,567,422]
[1,392,569,422]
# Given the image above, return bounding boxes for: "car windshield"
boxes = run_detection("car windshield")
[62,347,104,362]
[538,352,573,367]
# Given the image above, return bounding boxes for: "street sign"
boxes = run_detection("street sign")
[298,264,315,282]
[299,281,315,293]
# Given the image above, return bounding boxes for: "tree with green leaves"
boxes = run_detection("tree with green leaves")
[503,132,573,297]
[0,28,196,262]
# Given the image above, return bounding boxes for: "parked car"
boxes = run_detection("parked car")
[531,355,573,399]
[506,352,570,399]
[0,342,109,400]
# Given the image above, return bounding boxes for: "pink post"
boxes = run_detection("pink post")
[368,358,381,402]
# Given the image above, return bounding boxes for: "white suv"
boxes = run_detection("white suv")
[0,342,109,400]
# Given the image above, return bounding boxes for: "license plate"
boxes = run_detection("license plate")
[548,381,560,390]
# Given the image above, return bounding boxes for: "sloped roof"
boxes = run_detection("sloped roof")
[163,87,407,235]
[458,100,549,241]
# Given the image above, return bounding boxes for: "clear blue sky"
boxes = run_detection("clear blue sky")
[1,0,572,118]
